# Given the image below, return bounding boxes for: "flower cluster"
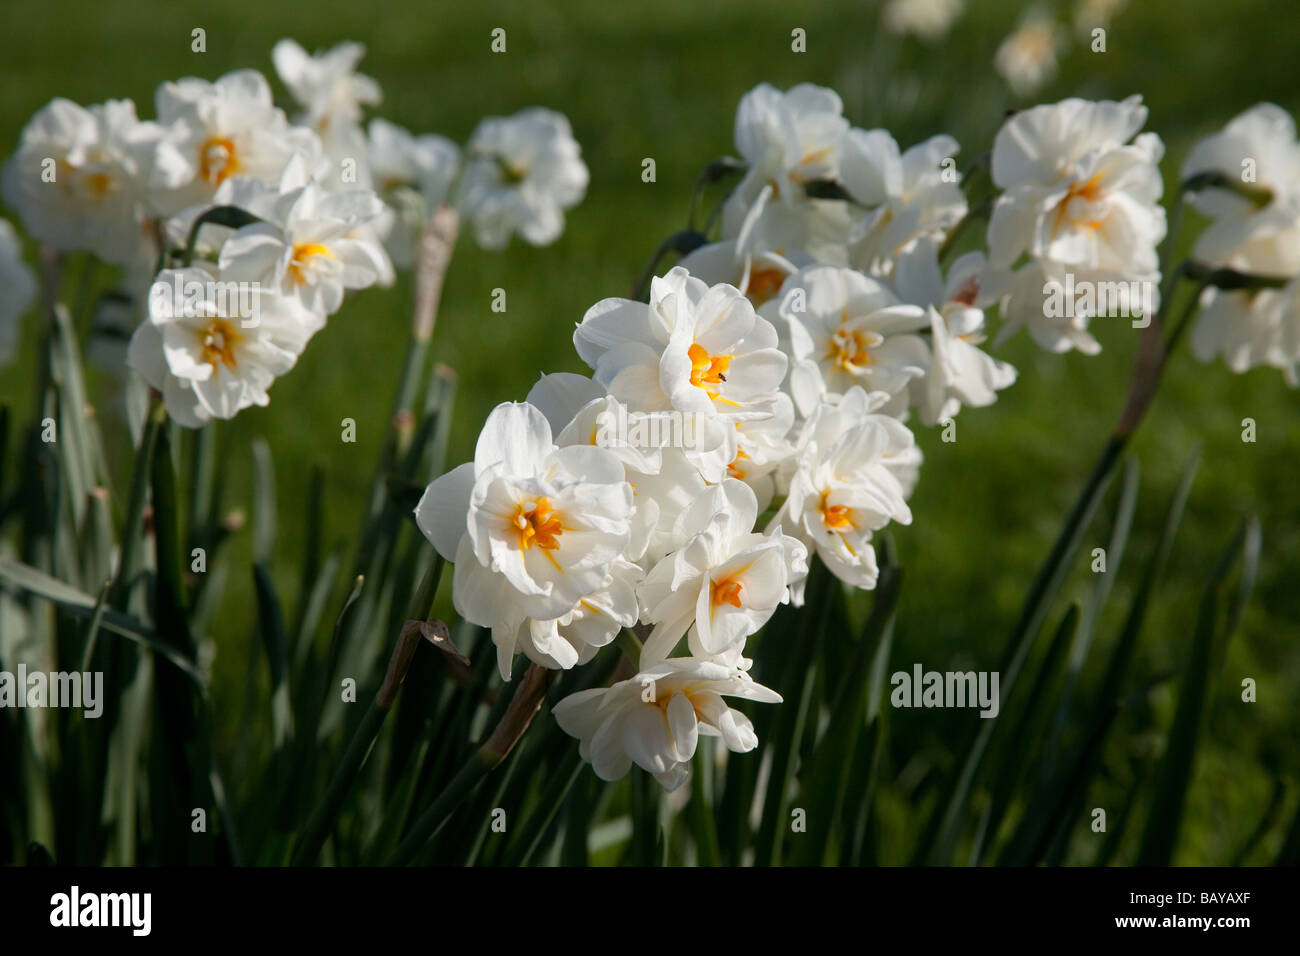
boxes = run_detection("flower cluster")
[1,39,588,423]
[1181,104,1300,384]
[417,80,1300,790]
[419,82,1003,790]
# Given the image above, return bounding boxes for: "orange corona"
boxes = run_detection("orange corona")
[688,343,731,396]
[512,498,564,551]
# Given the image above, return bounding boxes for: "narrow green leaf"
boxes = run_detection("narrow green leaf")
[0,557,202,685]
[922,438,1122,864]
[1136,520,1256,865]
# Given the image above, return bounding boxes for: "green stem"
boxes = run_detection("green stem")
[108,399,165,610]
[290,698,388,866]
[290,561,441,865]
[386,663,551,866]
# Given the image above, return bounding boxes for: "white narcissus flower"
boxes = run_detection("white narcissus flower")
[508,557,644,670]
[722,83,854,265]
[678,188,811,309]
[994,8,1062,97]
[769,388,919,595]
[368,119,460,204]
[0,219,38,363]
[367,118,461,269]
[272,39,381,195]
[1074,0,1128,36]
[218,179,390,315]
[763,265,929,417]
[841,130,967,276]
[893,239,1017,425]
[986,257,1156,356]
[457,107,588,250]
[1191,281,1300,386]
[987,95,1167,278]
[678,241,804,310]
[624,448,711,565]
[882,0,965,40]
[127,265,316,428]
[272,39,381,139]
[1181,104,1300,277]
[725,392,796,512]
[553,657,782,791]
[415,402,635,679]
[152,69,325,215]
[162,152,311,257]
[574,267,788,431]
[637,479,808,667]
[1,98,168,268]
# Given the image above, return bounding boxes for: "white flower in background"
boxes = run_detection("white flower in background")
[986,258,1096,355]
[1,98,168,267]
[271,38,381,176]
[988,95,1166,277]
[638,479,807,666]
[1191,281,1300,385]
[1181,104,1300,276]
[769,387,918,594]
[415,402,634,679]
[457,107,588,250]
[574,267,788,428]
[1074,0,1128,36]
[368,118,461,268]
[126,265,316,428]
[218,179,389,316]
[995,8,1062,97]
[368,119,460,203]
[763,265,929,417]
[678,241,804,309]
[722,83,855,264]
[152,69,324,214]
[0,219,38,363]
[553,657,782,791]
[841,130,967,275]
[679,189,811,308]
[893,239,1017,425]
[882,0,965,41]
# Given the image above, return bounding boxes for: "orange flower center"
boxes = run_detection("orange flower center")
[1053,173,1105,234]
[820,489,854,530]
[951,277,980,307]
[199,319,242,373]
[711,576,744,609]
[727,448,750,480]
[512,497,564,551]
[826,327,881,370]
[746,265,786,306]
[199,136,239,185]
[84,171,116,202]
[688,343,732,396]
[289,243,333,284]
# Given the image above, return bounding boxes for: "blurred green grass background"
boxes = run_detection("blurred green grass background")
[2,0,1297,863]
